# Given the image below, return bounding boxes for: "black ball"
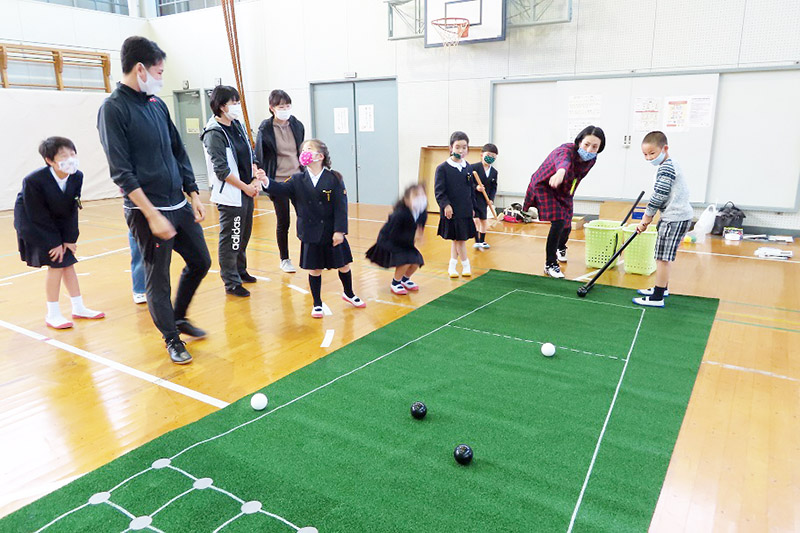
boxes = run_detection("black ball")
[577,287,588,298]
[410,402,427,420]
[454,444,473,465]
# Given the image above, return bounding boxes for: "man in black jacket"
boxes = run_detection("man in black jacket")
[97,36,211,364]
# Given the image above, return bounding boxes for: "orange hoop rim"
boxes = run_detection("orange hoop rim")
[430,17,470,46]
[430,17,470,30]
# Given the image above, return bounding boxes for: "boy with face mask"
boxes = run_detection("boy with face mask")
[633,131,694,307]
[97,36,211,364]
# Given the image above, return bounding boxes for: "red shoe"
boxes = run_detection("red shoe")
[342,293,366,308]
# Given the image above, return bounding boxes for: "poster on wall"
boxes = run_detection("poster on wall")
[633,97,660,132]
[185,118,200,135]
[334,107,349,134]
[567,95,602,139]
[664,97,690,132]
[358,104,375,132]
[689,95,714,128]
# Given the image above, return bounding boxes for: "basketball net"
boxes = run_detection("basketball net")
[431,17,470,47]
[221,0,254,146]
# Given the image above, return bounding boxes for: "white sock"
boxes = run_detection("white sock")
[46,301,63,320]
[449,258,458,271]
[70,295,86,314]
[461,259,471,269]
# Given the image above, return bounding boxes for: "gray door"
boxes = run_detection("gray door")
[174,90,208,189]
[354,80,399,205]
[311,83,358,198]
[311,79,399,205]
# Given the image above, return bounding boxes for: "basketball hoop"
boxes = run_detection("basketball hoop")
[431,17,470,47]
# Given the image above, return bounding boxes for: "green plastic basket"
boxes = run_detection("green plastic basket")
[622,224,658,275]
[584,220,623,268]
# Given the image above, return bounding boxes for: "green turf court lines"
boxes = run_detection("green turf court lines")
[2,271,718,533]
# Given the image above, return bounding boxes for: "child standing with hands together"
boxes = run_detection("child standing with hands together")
[471,143,499,249]
[260,139,365,318]
[435,131,480,278]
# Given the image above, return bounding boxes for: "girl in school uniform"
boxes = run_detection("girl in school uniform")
[435,131,481,278]
[259,139,365,318]
[14,137,104,329]
[365,184,428,295]
[470,143,499,249]
[523,125,606,279]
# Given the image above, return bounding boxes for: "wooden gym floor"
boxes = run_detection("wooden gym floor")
[0,194,798,531]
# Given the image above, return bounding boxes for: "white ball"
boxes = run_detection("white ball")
[541,343,556,357]
[250,393,268,411]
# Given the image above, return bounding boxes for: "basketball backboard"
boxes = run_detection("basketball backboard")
[424,0,506,47]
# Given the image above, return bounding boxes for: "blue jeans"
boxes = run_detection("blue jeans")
[129,231,145,294]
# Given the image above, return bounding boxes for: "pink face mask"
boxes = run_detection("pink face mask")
[299,150,316,166]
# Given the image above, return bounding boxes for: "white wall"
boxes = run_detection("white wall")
[4,0,800,228]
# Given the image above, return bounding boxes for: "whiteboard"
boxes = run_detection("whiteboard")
[492,73,719,204]
[707,70,800,209]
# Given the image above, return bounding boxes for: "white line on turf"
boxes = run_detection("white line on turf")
[32,503,90,533]
[448,324,623,361]
[321,329,335,348]
[567,307,646,532]
[0,320,229,409]
[321,303,333,316]
[106,500,135,518]
[150,487,194,517]
[703,360,800,383]
[288,284,309,294]
[212,513,243,533]
[514,289,640,311]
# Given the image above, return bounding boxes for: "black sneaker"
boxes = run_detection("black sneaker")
[239,271,257,283]
[166,338,193,365]
[176,319,207,338]
[226,285,251,297]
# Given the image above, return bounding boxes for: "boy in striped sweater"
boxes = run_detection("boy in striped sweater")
[633,131,694,308]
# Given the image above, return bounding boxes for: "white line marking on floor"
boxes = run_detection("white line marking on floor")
[288,284,309,294]
[76,247,129,261]
[321,303,333,316]
[703,360,800,383]
[208,269,219,274]
[252,275,271,282]
[321,329,335,348]
[0,268,47,283]
[0,319,229,409]
[77,273,91,277]
[0,282,12,287]
[567,308,646,532]
[369,298,419,309]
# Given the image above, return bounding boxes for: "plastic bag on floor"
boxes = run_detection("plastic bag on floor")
[686,204,716,243]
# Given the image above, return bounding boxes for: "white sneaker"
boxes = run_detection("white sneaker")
[473,242,483,249]
[556,248,568,262]
[481,242,491,249]
[391,283,408,295]
[461,262,472,277]
[133,293,147,304]
[544,263,565,279]
[280,259,297,273]
[633,296,665,308]
[311,306,324,318]
[637,287,670,297]
[342,293,367,308]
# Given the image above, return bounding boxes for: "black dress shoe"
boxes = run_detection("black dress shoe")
[239,271,257,283]
[166,338,193,364]
[175,319,207,338]
[225,285,251,297]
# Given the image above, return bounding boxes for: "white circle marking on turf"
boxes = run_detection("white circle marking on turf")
[151,458,171,469]
[193,477,213,489]
[241,501,262,514]
[88,492,110,505]
[129,516,152,530]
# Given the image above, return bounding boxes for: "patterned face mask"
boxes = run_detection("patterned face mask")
[577,148,597,161]
[451,152,462,160]
[57,156,80,175]
[484,155,496,165]
[299,150,317,166]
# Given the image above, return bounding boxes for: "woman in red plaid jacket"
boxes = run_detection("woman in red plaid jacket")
[523,126,605,278]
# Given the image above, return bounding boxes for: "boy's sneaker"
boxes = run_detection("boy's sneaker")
[637,287,670,297]
[544,263,565,279]
[239,271,257,283]
[311,306,324,318]
[391,283,408,295]
[556,248,568,262]
[401,279,419,291]
[342,293,367,308]
[633,296,665,308]
[280,259,297,273]
[225,285,251,297]
[133,293,147,304]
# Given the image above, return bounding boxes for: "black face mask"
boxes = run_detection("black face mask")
[451,152,462,160]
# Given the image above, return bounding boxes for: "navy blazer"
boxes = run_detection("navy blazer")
[434,161,479,218]
[14,167,83,250]
[265,169,348,244]
[470,162,498,202]
[375,204,427,253]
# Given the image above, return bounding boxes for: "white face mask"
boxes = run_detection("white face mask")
[276,108,292,121]
[226,104,243,122]
[137,63,164,95]
[411,194,427,219]
[57,156,80,175]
